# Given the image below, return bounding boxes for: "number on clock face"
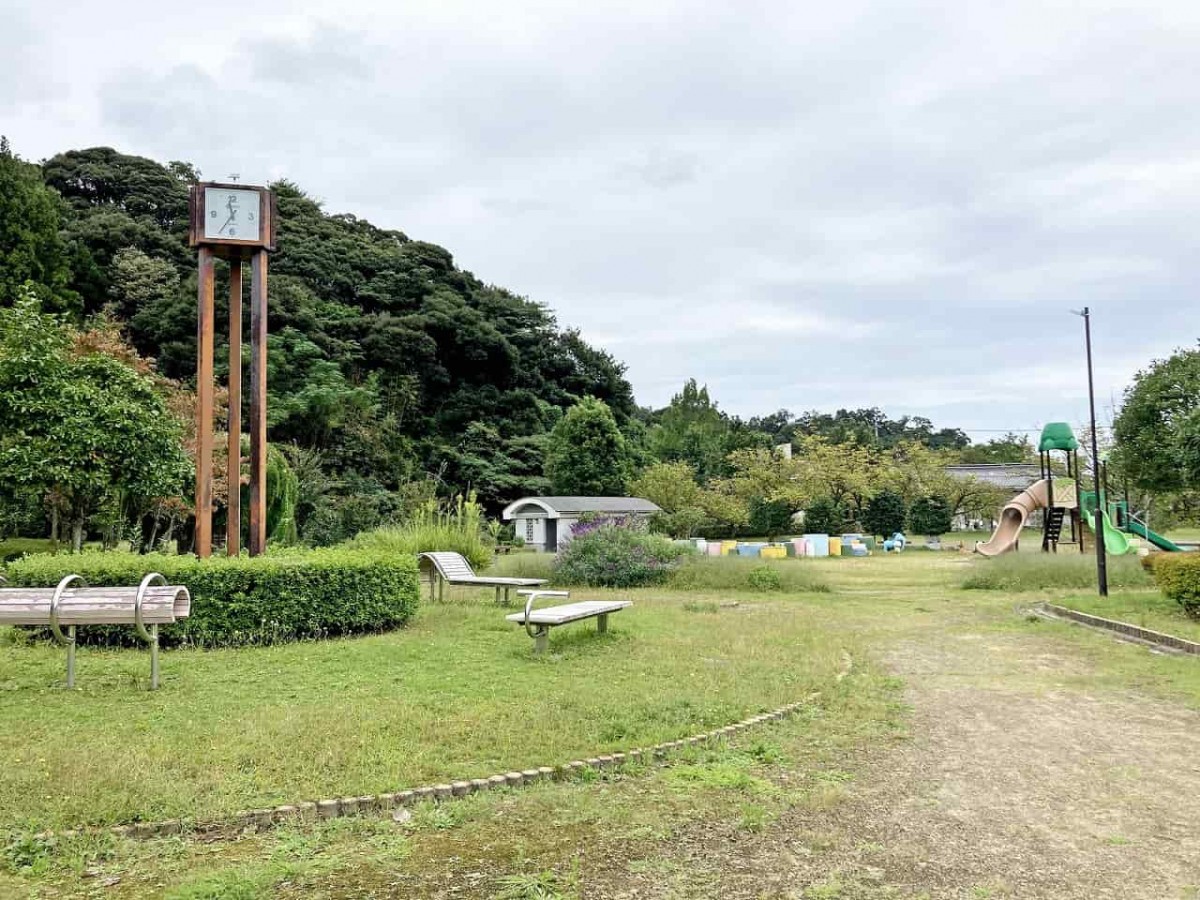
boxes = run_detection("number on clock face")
[203,188,262,241]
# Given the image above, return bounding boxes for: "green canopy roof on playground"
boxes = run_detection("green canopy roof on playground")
[1039,422,1079,452]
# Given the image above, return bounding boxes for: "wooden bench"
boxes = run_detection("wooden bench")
[418,551,547,604]
[506,590,632,653]
[0,573,191,689]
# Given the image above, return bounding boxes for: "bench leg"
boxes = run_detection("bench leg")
[495,585,501,605]
[66,625,76,689]
[438,576,445,603]
[150,624,160,691]
[504,586,511,605]
[534,627,549,654]
[597,613,608,634]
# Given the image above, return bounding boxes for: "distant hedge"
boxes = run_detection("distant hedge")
[1147,553,1200,617]
[1,548,420,647]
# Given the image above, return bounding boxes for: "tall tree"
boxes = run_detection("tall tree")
[0,138,73,311]
[1112,346,1200,494]
[544,397,631,495]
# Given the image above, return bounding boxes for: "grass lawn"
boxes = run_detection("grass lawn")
[0,581,844,833]
[6,551,1200,898]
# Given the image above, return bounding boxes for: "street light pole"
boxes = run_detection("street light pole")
[1075,307,1108,597]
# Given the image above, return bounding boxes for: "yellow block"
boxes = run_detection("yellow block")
[828,537,842,557]
[759,546,787,559]
[721,540,738,555]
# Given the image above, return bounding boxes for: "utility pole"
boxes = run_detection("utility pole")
[1074,307,1108,596]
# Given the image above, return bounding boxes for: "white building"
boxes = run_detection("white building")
[501,496,662,552]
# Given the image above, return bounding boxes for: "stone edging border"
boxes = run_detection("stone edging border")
[38,651,855,844]
[1037,602,1200,656]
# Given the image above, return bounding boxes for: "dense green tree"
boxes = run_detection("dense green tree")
[749,497,795,540]
[957,432,1034,464]
[0,298,189,550]
[1112,347,1200,495]
[544,397,631,495]
[909,495,952,537]
[803,497,846,535]
[862,489,907,538]
[0,138,73,310]
[649,380,732,480]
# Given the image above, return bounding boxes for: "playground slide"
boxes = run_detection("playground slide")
[975,478,1068,557]
[1084,507,1134,555]
[1124,519,1184,553]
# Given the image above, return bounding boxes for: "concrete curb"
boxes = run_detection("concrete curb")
[38,652,854,843]
[1038,603,1200,655]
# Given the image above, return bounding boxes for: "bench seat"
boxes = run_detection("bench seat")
[507,594,631,652]
[506,600,632,627]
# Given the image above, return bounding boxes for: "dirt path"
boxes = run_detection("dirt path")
[617,627,1200,899]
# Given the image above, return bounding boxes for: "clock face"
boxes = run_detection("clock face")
[203,188,262,241]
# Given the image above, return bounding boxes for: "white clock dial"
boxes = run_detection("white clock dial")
[204,188,262,241]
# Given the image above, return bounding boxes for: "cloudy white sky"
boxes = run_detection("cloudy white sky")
[3,0,1198,441]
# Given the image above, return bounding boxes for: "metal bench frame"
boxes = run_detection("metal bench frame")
[418,551,547,604]
[6,573,175,689]
[509,590,631,653]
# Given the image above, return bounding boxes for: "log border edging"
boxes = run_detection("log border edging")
[1038,602,1200,655]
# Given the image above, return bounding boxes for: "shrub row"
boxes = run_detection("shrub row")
[1146,553,1200,617]
[1,548,420,648]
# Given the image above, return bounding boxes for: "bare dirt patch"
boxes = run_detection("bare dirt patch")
[604,629,1200,899]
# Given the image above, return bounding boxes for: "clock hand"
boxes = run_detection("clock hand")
[219,214,235,235]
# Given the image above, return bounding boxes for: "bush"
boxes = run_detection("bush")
[1,547,419,647]
[961,552,1152,592]
[666,556,831,593]
[1148,553,1200,617]
[746,565,783,592]
[554,520,690,588]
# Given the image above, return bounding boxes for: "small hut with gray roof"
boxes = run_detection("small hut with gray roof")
[501,496,662,552]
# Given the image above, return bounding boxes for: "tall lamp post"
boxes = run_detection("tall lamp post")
[1072,307,1108,597]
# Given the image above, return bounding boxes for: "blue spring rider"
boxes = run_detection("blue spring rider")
[883,532,907,553]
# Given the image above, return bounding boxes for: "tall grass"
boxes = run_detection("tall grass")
[345,493,490,570]
[962,552,1153,592]
[487,552,556,581]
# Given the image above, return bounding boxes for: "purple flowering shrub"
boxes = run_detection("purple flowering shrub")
[555,518,691,588]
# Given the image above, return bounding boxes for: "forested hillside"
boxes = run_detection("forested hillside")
[1,139,1040,548]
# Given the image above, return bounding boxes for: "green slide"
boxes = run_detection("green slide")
[1084,508,1134,555]
[1125,519,1184,553]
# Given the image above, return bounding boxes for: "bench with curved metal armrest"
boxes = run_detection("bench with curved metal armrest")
[418,551,547,604]
[506,590,632,653]
[0,573,191,689]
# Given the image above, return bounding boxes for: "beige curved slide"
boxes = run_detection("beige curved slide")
[975,478,1077,557]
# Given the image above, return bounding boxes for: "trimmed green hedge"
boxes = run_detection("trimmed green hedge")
[1,548,420,647]
[1148,553,1200,617]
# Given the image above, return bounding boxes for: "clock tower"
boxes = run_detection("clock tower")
[188,182,278,558]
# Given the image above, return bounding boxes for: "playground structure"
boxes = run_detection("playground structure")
[976,422,1184,558]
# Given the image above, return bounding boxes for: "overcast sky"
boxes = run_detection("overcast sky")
[3,0,1198,442]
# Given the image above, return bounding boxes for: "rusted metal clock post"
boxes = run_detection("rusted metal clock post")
[188,183,277,558]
